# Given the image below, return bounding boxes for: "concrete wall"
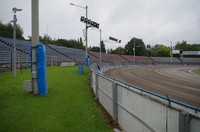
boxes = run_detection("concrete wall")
[90,63,200,132]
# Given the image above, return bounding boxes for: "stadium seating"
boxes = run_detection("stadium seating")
[89,51,127,62]
[151,57,182,64]
[121,55,153,63]
[181,58,200,64]
[1,36,199,71]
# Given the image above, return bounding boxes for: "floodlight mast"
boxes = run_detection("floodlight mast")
[167,40,173,63]
[11,7,22,78]
[134,37,135,62]
[70,3,89,65]
[99,29,102,63]
[31,0,39,94]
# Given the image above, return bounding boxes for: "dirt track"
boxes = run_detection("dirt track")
[105,65,200,107]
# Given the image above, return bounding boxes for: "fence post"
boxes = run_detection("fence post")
[112,82,118,124]
[95,73,99,100]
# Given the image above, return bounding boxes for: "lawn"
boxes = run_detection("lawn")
[193,69,200,74]
[0,66,111,132]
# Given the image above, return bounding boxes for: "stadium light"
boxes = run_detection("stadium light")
[80,16,100,29]
[70,3,89,66]
[11,7,22,78]
[109,36,121,43]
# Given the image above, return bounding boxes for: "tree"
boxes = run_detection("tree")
[91,46,100,52]
[40,34,52,44]
[0,21,24,39]
[175,41,200,52]
[151,44,170,57]
[111,47,125,55]
[101,41,106,53]
[124,37,147,56]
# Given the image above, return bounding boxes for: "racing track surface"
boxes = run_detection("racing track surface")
[105,65,200,107]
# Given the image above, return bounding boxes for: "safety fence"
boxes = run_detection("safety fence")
[90,63,200,132]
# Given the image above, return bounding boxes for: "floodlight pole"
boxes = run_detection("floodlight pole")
[134,37,135,62]
[31,0,39,94]
[11,7,22,78]
[168,40,173,63]
[99,29,102,63]
[85,5,88,63]
[70,3,88,65]
[13,14,17,78]
[170,41,173,63]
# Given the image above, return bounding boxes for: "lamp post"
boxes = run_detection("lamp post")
[11,7,22,78]
[133,37,135,62]
[168,40,173,63]
[99,29,102,63]
[70,3,88,65]
[32,0,39,94]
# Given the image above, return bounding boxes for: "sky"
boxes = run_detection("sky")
[0,0,200,50]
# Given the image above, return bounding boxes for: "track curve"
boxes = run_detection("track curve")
[104,65,200,107]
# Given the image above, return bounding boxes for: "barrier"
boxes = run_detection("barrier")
[36,44,47,95]
[90,62,200,132]
[78,65,84,74]
[60,62,75,67]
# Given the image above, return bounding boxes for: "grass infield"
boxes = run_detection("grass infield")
[193,69,200,74]
[0,66,111,131]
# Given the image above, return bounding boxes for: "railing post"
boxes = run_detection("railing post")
[112,82,118,124]
[95,73,99,100]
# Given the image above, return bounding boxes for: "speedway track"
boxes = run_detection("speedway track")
[105,65,200,107]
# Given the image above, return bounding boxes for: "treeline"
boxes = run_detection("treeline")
[1,21,199,56]
[0,21,85,50]
[35,34,85,50]
[0,21,24,40]
[103,39,200,57]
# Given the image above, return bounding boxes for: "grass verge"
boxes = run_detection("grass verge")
[0,66,111,132]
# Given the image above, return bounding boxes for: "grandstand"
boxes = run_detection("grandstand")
[121,55,153,63]
[89,51,127,62]
[0,36,199,72]
[0,36,99,68]
[181,58,200,64]
[151,57,182,64]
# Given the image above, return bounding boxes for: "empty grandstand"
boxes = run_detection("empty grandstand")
[0,36,99,68]
[0,36,199,72]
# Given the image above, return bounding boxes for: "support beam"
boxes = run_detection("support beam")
[112,82,118,124]
[95,74,99,99]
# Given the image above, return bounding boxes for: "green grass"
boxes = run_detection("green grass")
[0,66,111,132]
[193,69,200,74]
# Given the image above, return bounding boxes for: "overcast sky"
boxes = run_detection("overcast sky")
[0,0,200,49]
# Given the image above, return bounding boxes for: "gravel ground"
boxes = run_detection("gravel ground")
[105,65,200,107]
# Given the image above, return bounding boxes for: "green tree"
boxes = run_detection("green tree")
[111,47,125,55]
[124,37,147,56]
[0,21,24,39]
[151,45,170,57]
[91,46,100,52]
[101,41,106,53]
[39,34,52,44]
[175,41,200,52]
[90,41,106,53]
